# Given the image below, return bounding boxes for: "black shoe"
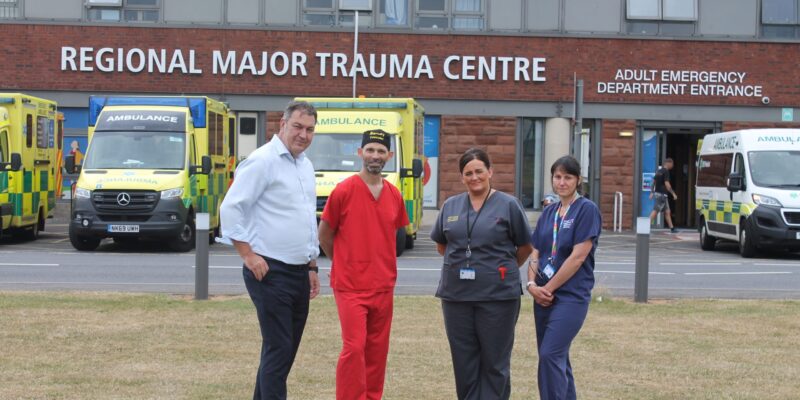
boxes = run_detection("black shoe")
[670,228,678,233]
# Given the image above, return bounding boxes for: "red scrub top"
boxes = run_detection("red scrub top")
[322,175,410,292]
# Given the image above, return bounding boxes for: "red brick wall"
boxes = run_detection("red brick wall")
[600,120,637,230]
[722,121,800,130]
[437,116,517,206]
[3,24,799,108]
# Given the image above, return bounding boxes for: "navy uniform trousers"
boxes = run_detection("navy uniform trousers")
[534,301,589,400]
[243,257,310,400]
[442,298,520,400]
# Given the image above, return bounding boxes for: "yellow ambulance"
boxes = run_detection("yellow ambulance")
[66,96,236,251]
[296,97,424,256]
[0,93,62,241]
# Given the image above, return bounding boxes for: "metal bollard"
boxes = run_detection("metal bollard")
[634,217,650,303]
[195,213,210,300]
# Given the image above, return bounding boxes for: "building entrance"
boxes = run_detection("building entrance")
[638,125,715,229]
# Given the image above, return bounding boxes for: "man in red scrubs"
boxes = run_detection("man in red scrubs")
[319,129,409,400]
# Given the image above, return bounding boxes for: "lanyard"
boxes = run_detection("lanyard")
[550,194,579,260]
[465,187,492,265]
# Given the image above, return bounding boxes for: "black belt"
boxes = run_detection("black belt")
[261,256,310,269]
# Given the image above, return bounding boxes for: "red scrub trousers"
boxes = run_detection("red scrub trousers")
[334,289,394,400]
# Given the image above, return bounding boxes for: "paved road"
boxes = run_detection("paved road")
[1,213,798,299]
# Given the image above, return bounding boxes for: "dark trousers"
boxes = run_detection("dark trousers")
[441,299,520,400]
[534,301,589,400]
[243,258,310,400]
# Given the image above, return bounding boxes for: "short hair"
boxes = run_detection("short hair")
[550,155,581,177]
[282,100,317,121]
[664,157,674,164]
[459,148,491,174]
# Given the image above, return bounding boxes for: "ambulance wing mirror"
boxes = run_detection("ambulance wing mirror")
[64,154,81,174]
[191,155,212,176]
[9,153,22,172]
[727,172,744,192]
[402,158,424,179]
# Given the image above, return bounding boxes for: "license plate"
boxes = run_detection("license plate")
[108,225,140,233]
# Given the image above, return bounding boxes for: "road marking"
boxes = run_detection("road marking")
[684,271,792,276]
[660,262,741,266]
[596,270,675,275]
[0,263,60,267]
[754,263,800,267]
[596,261,635,265]
[190,265,441,272]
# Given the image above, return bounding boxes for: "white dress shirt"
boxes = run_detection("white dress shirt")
[219,136,319,264]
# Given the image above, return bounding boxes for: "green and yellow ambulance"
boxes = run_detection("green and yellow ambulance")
[0,93,62,241]
[296,97,424,256]
[66,96,236,251]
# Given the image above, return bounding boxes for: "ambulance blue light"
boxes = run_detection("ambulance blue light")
[0,98,14,104]
[88,96,207,128]
[309,101,406,110]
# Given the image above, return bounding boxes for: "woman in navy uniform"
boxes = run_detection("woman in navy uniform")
[431,148,533,400]
[527,155,602,400]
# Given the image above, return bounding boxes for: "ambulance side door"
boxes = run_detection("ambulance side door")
[730,152,748,237]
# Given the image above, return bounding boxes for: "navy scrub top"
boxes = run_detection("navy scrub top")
[531,196,602,304]
[431,191,532,302]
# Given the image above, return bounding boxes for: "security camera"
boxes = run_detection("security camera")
[761,96,771,105]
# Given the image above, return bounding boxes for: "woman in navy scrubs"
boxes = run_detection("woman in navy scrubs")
[527,155,602,400]
[431,148,533,400]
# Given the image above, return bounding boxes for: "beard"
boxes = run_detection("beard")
[365,159,385,174]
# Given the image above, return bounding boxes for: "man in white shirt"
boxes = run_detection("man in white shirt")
[220,100,320,400]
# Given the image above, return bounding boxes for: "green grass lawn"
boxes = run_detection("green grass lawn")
[1,292,798,399]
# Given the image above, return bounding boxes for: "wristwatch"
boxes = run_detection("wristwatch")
[308,266,319,273]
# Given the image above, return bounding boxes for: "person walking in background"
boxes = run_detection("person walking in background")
[219,100,320,400]
[431,148,533,400]
[318,129,409,400]
[542,193,558,208]
[649,157,679,233]
[527,155,602,400]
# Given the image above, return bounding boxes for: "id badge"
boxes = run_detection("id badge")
[459,268,476,280]
[542,264,555,280]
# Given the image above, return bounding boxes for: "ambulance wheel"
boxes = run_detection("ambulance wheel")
[69,226,101,251]
[395,229,406,257]
[699,219,716,251]
[170,214,195,252]
[739,219,757,258]
[405,234,414,250]
[22,209,44,241]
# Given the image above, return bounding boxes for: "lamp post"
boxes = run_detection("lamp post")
[339,0,372,98]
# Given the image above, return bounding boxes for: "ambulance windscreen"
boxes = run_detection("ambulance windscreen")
[748,151,800,187]
[304,133,398,172]
[83,131,186,170]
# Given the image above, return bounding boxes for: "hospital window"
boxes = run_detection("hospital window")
[379,0,409,26]
[303,0,373,27]
[626,0,697,36]
[761,0,800,38]
[416,0,484,30]
[87,0,159,23]
[0,0,18,19]
[516,118,545,210]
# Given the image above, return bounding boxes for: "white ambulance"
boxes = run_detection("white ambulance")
[696,129,800,257]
